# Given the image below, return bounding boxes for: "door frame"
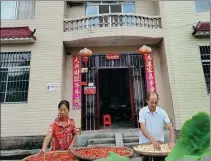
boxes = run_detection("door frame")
[81,53,146,130]
[96,67,135,128]
[128,67,135,127]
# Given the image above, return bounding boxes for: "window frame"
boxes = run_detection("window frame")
[199,46,210,95]
[0,52,31,104]
[1,1,35,20]
[85,1,135,16]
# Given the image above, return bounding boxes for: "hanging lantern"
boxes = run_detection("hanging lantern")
[138,45,152,55]
[79,48,92,65]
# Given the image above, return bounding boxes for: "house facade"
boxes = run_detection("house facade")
[1,1,210,137]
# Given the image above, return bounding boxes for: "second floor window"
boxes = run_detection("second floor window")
[194,0,210,13]
[0,52,31,103]
[86,1,135,16]
[1,1,35,20]
[199,46,210,94]
[85,1,135,27]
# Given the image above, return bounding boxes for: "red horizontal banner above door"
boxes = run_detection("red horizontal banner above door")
[106,53,120,60]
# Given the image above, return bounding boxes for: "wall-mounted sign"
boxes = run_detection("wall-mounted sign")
[106,53,120,60]
[81,68,88,73]
[47,83,59,91]
[72,55,82,110]
[84,87,96,95]
[88,83,94,87]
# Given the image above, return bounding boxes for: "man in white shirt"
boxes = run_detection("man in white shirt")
[139,92,175,161]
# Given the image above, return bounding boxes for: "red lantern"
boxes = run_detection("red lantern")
[138,45,152,55]
[79,48,92,65]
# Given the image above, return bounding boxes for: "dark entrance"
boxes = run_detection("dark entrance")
[81,53,147,131]
[99,68,132,128]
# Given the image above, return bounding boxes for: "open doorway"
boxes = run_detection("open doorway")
[98,68,132,129]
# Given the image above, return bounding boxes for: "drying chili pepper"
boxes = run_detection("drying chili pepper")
[25,151,75,161]
[76,147,131,158]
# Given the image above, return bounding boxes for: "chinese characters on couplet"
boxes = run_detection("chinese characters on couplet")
[143,54,156,93]
[72,52,156,108]
[72,56,81,110]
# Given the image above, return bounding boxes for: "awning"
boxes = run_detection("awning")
[192,21,210,37]
[0,26,36,44]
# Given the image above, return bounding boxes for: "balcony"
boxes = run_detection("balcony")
[63,13,163,47]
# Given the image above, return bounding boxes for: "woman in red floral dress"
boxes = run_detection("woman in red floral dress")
[40,100,77,154]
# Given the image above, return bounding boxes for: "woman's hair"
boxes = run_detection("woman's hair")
[58,100,70,110]
[146,92,159,101]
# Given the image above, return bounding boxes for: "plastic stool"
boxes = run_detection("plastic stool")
[103,114,112,128]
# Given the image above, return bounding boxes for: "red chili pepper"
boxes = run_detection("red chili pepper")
[26,152,74,161]
[76,147,130,158]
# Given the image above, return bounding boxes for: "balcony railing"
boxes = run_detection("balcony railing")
[64,13,162,32]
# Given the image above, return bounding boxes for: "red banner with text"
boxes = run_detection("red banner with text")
[143,54,156,93]
[72,55,82,110]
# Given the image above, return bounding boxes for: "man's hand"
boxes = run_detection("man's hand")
[151,140,161,150]
[68,144,74,153]
[140,123,161,150]
[168,142,175,149]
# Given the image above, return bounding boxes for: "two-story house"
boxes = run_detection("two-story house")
[1,1,210,139]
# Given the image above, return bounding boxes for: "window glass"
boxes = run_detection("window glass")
[1,1,17,19]
[194,1,210,13]
[86,5,98,16]
[123,4,135,13]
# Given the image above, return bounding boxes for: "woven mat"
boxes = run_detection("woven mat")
[133,142,171,157]
[71,146,134,160]
[22,150,78,161]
